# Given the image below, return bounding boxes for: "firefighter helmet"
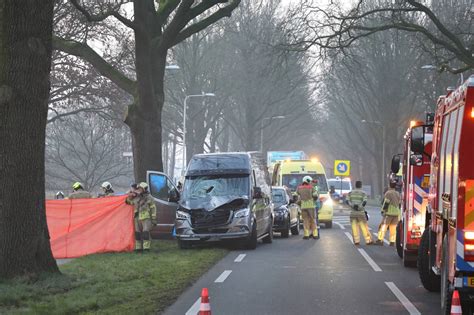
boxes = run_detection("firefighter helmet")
[72,182,83,191]
[101,181,112,190]
[303,176,312,183]
[138,182,149,191]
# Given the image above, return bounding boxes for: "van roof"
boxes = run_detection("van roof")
[187,152,252,176]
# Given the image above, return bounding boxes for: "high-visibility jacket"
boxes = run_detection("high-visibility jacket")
[127,193,157,221]
[348,189,367,211]
[382,189,401,217]
[296,184,319,210]
[68,190,92,199]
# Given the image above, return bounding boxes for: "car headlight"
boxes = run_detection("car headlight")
[176,210,190,220]
[234,208,250,218]
[324,198,333,207]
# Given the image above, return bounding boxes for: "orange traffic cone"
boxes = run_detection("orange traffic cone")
[199,288,211,315]
[450,290,462,315]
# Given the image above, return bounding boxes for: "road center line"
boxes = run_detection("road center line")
[234,254,246,262]
[215,270,232,283]
[185,297,201,315]
[358,248,382,272]
[344,231,354,243]
[385,282,421,315]
[372,232,390,245]
[335,222,345,229]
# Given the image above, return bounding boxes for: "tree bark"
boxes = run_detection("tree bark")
[0,0,58,279]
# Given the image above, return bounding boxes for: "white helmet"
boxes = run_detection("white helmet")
[101,181,112,190]
[303,176,313,184]
[138,182,149,190]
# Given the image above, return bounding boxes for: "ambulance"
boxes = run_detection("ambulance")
[392,117,433,267]
[416,76,474,313]
[272,159,333,228]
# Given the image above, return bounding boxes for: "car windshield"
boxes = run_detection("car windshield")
[328,180,351,191]
[282,174,328,193]
[182,175,249,200]
[272,189,288,207]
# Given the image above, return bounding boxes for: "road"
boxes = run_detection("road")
[164,206,440,315]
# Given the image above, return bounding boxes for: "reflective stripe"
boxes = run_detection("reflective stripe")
[200,303,211,311]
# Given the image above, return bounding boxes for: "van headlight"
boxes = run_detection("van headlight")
[176,210,190,220]
[234,208,250,218]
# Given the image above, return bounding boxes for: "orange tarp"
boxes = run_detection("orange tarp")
[46,196,134,259]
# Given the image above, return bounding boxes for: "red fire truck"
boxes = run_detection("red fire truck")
[392,118,433,267]
[417,75,474,313]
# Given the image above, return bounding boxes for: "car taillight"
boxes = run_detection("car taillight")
[464,231,474,261]
[410,225,422,239]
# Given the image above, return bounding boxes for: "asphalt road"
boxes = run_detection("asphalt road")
[163,206,440,315]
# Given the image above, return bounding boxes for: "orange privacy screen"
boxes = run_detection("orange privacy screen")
[46,196,134,259]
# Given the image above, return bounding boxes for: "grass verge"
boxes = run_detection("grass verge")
[0,240,228,314]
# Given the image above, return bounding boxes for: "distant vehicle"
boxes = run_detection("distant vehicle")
[174,152,274,249]
[327,177,352,202]
[272,159,333,228]
[271,186,300,237]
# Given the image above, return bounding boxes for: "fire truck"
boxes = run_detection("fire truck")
[392,118,433,267]
[416,75,474,313]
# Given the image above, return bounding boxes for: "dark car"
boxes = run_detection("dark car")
[174,152,274,249]
[271,186,300,237]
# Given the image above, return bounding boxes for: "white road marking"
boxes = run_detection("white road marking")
[344,232,354,243]
[215,270,232,283]
[372,232,390,245]
[234,254,246,262]
[385,282,421,315]
[185,297,201,315]
[358,248,382,272]
[335,222,345,229]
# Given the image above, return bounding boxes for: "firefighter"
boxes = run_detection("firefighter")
[376,181,401,246]
[98,181,115,197]
[348,180,373,246]
[126,182,157,252]
[296,176,319,240]
[68,182,92,199]
[312,179,321,237]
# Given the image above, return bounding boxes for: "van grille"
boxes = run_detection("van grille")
[191,209,232,228]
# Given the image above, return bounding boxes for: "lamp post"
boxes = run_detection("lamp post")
[361,119,385,197]
[260,116,286,152]
[182,92,216,173]
[165,64,180,71]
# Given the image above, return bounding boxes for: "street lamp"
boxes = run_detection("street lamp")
[361,119,385,197]
[260,116,286,152]
[422,64,464,84]
[182,92,216,173]
[165,64,180,71]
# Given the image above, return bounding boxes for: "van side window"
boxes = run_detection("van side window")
[149,173,175,202]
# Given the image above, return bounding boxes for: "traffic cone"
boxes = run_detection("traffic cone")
[199,288,211,315]
[450,290,462,315]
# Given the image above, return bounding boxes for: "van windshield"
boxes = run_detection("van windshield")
[327,180,351,191]
[282,174,328,193]
[183,175,249,200]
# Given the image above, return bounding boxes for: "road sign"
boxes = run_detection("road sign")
[334,160,350,176]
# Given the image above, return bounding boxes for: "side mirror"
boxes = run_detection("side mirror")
[253,187,263,199]
[391,155,401,173]
[169,188,180,203]
[411,126,425,154]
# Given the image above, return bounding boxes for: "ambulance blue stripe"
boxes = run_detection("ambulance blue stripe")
[414,176,423,205]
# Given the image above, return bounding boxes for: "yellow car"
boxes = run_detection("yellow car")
[272,159,334,228]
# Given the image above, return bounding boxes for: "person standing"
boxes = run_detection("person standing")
[126,182,157,252]
[376,181,401,246]
[296,176,319,240]
[348,180,373,246]
[68,182,92,199]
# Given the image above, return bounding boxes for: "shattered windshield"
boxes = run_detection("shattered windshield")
[272,189,288,208]
[182,175,250,200]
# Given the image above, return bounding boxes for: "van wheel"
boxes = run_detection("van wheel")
[263,223,273,244]
[441,236,452,314]
[291,218,300,235]
[418,229,440,292]
[244,222,257,250]
[178,239,192,249]
[396,221,403,259]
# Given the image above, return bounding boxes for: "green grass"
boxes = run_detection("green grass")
[0,241,228,315]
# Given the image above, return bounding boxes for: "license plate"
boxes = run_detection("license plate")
[466,277,474,287]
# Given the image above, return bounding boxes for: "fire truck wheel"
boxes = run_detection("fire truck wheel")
[441,236,452,314]
[417,229,440,292]
[396,221,403,259]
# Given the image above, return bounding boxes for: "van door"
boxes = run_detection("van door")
[147,171,179,236]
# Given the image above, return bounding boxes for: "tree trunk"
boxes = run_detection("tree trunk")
[0,0,58,279]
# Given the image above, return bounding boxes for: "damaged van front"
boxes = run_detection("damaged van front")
[176,153,273,249]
